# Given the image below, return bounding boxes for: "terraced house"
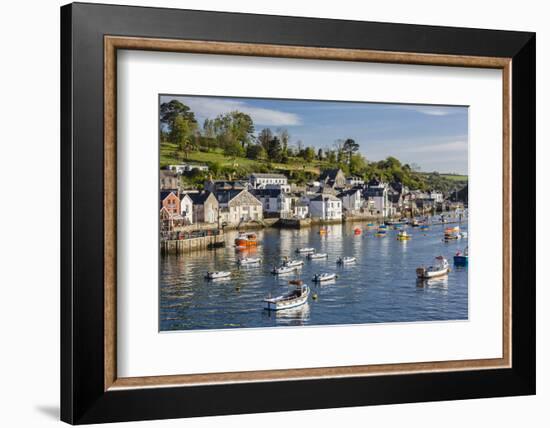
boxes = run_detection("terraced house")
[214,189,263,227]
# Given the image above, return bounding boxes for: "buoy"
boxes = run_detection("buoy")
[312,293,318,300]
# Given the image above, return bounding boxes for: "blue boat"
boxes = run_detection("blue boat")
[453,247,468,266]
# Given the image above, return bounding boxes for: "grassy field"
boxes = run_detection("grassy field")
[439,174,468,182]
[161,143,323,174]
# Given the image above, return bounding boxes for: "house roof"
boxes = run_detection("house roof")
[310,194,340,202]
[338,188,361,198]
[250,173,287,179]
[250,188,284,198]
[160,190,177,201]
[214,189,243,204]
[160,170,178,178]
[319,168,343,181]
[187,191,214,205]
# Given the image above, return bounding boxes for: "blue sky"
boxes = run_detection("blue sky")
[160,95,468,174]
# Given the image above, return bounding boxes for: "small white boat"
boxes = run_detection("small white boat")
[312,272,337,282]
[238,257,261,265]
[416,256,450,279]
[460,232,468,239]
[283,259,304,268]
[337,256,356,264]
[296,247,315,254]
[307,252,328,260]
[264,283,310,311]
[205,271,231,280]
[272,265,299,275]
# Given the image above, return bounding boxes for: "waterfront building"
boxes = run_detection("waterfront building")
[363,186,389,217]
[160,170,179,190]
[159,206,185,232]
[429,190,444,203]
[293,200,309,219]
[160,190,180,215]
[215,189,263,226]
[179,193,194,224]
[319,168,347,190]
[188,191,219,224]
[309,194,343,221]
[250,188,293,218]
[338,188,364,213]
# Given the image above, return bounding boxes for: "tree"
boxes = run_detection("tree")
[303,146,315,162]
[246,144,265,160]
[170,115,198,159]
[342,138,360,165]
[277,128,290,156]
[266,136,283,162]
[257,128,273,151]
[212,111,255,149]
[317,148,324,160]
[160,99,196,130]
[349,153,367,175]
[326,150,337,164]
[224,140,245,158]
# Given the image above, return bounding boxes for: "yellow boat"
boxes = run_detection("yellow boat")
[397,231,412,241]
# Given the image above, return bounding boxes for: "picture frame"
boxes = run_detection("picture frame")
[60,2,535,424]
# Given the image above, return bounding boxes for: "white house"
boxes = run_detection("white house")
[293,200,309,219]
[363,186,389,217]
[338,188,363,213]
[251,188,293,218]
[249,173,290,191]
[429,190,444,203]
[179,193,194,224]
[309,194,342,221]
[346,176,364,187]
[169,164,209,174]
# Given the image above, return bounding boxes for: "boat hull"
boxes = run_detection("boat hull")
[453,255,468,266]
[416,268,449,279]
[264,288,309,311]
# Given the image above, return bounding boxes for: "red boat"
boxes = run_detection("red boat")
[235,233,258,248]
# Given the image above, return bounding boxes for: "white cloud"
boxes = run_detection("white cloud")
[177,97,302,126]
[393,105,466,116]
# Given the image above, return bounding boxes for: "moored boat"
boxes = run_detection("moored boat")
[312,272,337,282]
[271,265,299,275]
[307,252,328,260]
[396,230,412,241]
[234,233,258,248]
[296,247,315,254]
[238,257,261,265]
[416,256,450,279]
[375,226,387,237]
[337,256,356,264]
[453,247,469,266]
[283,259,304,268]
[443,226,461,241]
[264,283,310,311]
[205,271,232,280]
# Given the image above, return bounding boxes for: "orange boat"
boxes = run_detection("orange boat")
[235,233,258,248]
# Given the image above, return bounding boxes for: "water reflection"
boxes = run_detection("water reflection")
[160,220,468,331]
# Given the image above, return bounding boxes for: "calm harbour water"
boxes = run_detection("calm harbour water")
[160,220,468,331]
